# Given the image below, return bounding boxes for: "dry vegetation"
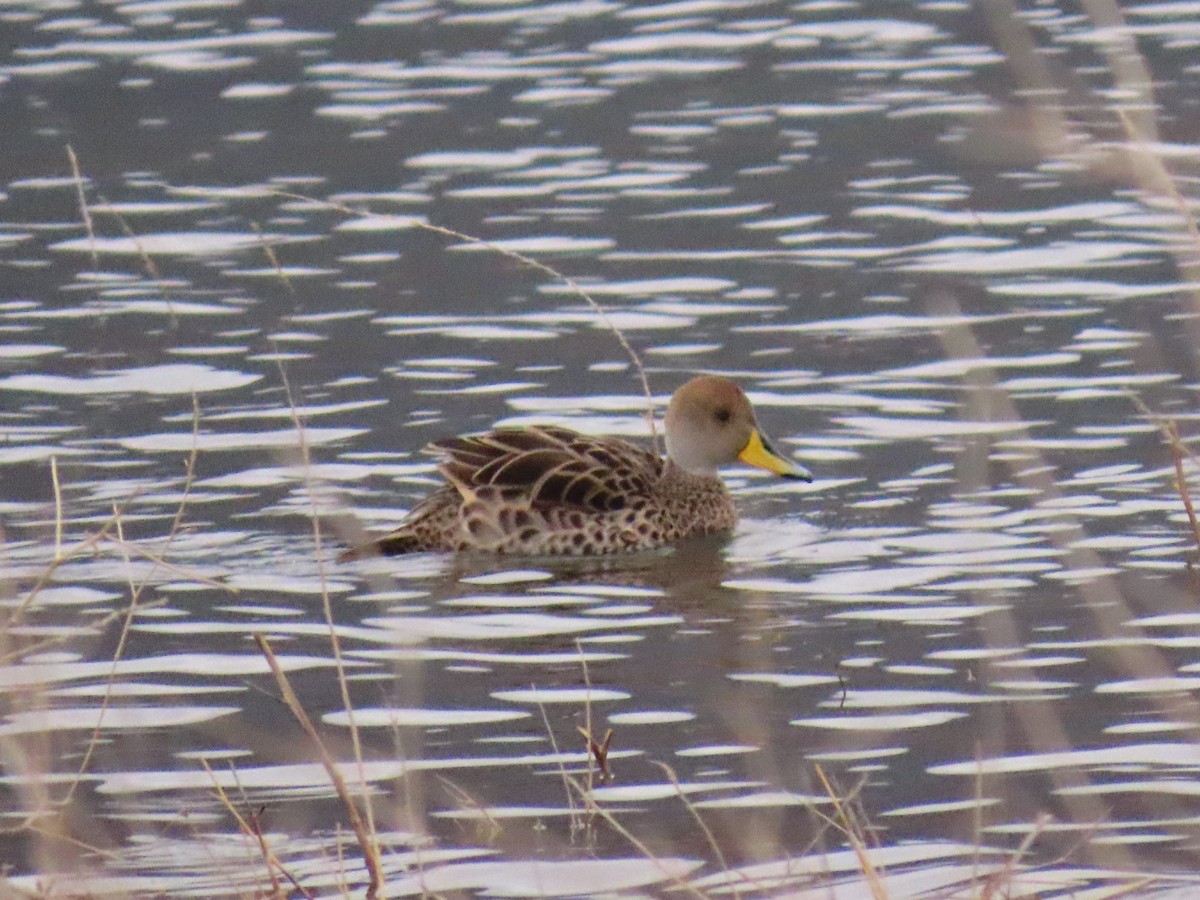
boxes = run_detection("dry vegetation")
[5,1,1200,897]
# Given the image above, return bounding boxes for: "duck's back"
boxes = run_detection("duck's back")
[366,425,735,556]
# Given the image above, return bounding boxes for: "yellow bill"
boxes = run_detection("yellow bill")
[738,429,813,481]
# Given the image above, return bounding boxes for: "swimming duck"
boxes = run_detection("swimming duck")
[345,375,811,557]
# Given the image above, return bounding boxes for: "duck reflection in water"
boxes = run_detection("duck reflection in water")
[374,530,740,617]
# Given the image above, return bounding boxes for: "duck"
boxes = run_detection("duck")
[343,375,811,558]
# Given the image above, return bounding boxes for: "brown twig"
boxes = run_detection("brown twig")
[576,726,614,784]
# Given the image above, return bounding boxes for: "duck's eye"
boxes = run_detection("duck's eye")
[714,408,731,424]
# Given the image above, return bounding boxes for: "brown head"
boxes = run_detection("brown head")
[663,375,812,481]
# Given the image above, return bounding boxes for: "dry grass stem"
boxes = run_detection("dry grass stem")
[814,765,887,900]
[54,508,140,813]
[52,394,205,810]
[253,632,384,900]
[650,760,743,897]
[1128,395,1200,557]
[273,360,380,847]
[6,491,195,833]
[1085,878,1159,899]
[96,194,167,288]
[1117,107,1200,250]
[333,822,349,898]
[979,812,1052,900]
[199,757,316,899]
[972,741,985,890]
[10,521,115,629]
[574,643,609,788]
[434,775,502,843]
[0,596,168,670]
[535,697,585,839]
[933,291,1194,871]
[1166,421,1200,556]
[99,537,232,590]
[49,456,62,564]
[261,188,661,455]
[9,473,149,630]
[65,147,179,321]
[564,773,712,900]
[21,822,119,861]
[253,220,297,296]
[9,393,204,662]
[65,145,98,269]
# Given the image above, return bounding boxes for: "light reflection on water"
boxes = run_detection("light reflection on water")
[4,0,1200,895]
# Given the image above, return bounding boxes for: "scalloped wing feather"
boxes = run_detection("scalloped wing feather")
[429,426,662,513]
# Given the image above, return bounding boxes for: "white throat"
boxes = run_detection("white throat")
[665,431,719,477]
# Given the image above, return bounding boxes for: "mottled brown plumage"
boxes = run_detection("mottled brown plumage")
[345,376,811,558]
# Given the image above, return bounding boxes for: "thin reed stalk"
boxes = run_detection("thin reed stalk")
[562,772,713,900]
[49,456,62,563]
[273,360,382,866]
[65,145,97,269]
[535,696,587,841]
[650,761,742,898]
[1130,395,1200,557]
[200,757,315,899]
[814,765,887,900]
[259,188,660,455]
[253,633,384,900]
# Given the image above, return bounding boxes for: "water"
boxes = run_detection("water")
[4,0,1200,895]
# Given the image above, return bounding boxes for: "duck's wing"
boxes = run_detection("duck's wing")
[427,425,662,513]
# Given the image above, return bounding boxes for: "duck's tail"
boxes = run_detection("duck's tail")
[337,529,424,561]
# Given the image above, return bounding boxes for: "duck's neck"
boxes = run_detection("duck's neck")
[663,459,723,485]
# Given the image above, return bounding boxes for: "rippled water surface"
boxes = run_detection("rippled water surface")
[5,0,1200,896]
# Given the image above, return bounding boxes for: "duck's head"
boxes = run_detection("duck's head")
[663,376,813,481]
